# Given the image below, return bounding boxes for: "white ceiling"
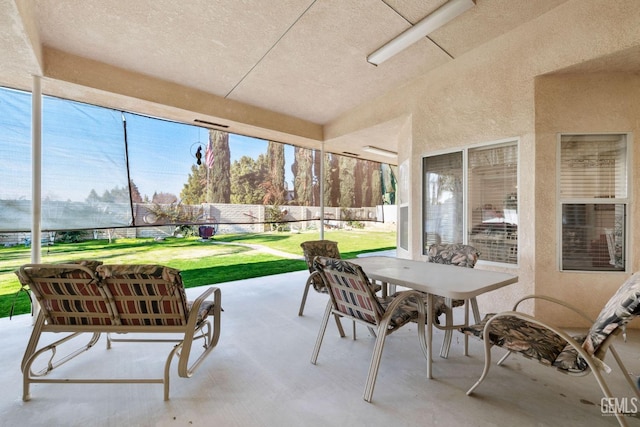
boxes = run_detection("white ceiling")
[1,0,579,160]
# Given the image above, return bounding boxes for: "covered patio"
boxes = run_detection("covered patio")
[2,1,640,425]
[1,270,637,426]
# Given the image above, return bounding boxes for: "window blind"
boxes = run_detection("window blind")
[560,134,627,199]
[422,152,463,247]
[468,143,518,263]
[559,134,627,271]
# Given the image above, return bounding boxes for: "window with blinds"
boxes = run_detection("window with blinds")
[468,143,518,264]
[423,152,464,248]
[559,134,628,271]
[422,140,519,264]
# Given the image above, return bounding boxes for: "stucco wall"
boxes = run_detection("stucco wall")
[324,0,640,322]
[534,72,640,326]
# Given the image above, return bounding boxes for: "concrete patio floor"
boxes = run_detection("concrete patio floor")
[1,269,638,426]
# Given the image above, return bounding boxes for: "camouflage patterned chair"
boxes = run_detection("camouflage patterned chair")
[298,240,342,316]
[298,240,347,336]
[299,240,381,337]
[426,243,481,358]
[463,272,640,427]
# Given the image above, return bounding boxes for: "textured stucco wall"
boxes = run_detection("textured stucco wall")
[323,0,640,322]
[534,72,640,326]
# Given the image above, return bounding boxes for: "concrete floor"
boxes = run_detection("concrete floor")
[1,270,639,427]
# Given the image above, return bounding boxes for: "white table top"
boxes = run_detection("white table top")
[352,256,518,299]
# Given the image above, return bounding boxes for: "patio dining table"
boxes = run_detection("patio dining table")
[352,256,518,378]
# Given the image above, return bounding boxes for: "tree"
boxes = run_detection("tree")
[262,141,286,205]
[324,153,340,207]
[86,189,100,205]
[381,164,397,204]
[312,149,321,206]
[129,179,143,203]
[339,156,357,208]
[292,146,313,205]
[354,159,366,207]
[370,163,383,206]
[181,164,208,204]
[152,192,178,204]
[208,130,231,203]
[355,159,381,207]
[230,155,266,204]
[87,185,130,203]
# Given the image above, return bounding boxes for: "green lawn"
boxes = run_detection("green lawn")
[0,229,395,318]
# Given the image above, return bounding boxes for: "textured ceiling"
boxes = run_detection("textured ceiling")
[1,0,583,160]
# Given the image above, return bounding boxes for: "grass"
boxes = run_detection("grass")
[0,229,396,318]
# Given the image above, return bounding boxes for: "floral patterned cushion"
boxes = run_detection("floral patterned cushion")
[378,295,421,329]
[461,314,571,368]
[461,273,640,373]
[582,272,640,357]
[396,292,449,324]
[553,335,588,373]
[188,300,217,324]
[426,243,479,320]
[427,243,480,268]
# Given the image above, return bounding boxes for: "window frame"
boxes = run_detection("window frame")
[556,132,631,273]
[422,138,519,267]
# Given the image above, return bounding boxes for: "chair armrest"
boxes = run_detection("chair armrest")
[381,290,427,325]
[186,287,221,329]
[512,295,594,324]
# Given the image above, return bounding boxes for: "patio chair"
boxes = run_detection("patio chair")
[310,256,428,402]
[299,240,381,338]
[426,243,481,358]
[298,240,342,316]
[17,262,222,401]
[462,272,640,427]
[298,240,347,336]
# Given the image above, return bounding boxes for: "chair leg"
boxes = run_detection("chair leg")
[439,298,454,359]
[21,312,46,373]
[298,278,313,316]
[470,297,481,323]
[388,283,397,295]
[440,329,453,359]
[462,300,469,356]
[363,325,387,402]
[609,345,640,399]
[466,333,493,395]
[590,359,631,427]
[440,297,478,358]
[333,314,346,337]
[311,301,333,364]
[496,351,512,366]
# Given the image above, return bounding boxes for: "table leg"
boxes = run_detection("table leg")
[464,299,470,356]
[426,293,433,379]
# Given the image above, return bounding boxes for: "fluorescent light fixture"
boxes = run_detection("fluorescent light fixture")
[367,0,475,65]
[362,145,397,158]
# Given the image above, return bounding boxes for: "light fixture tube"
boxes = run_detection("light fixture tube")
[363,146,398,158]
[367,0,475,65]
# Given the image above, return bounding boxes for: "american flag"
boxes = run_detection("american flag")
[205,138,214,168]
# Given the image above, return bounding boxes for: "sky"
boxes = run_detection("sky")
[0,87,296,202]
